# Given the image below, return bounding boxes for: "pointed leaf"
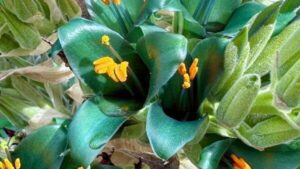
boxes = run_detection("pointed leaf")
[136,32,187,102]
[11,125,68,169]
[68,97,126,166]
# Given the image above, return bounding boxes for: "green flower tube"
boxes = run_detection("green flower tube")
[216,74,261,128]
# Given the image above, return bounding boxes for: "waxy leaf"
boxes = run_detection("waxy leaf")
[230,140,300,169]
[136,32,187,102]
[198,139,232,169]
[136,0,206,36]
[58,17,137,95]
[68,97,126,166]
[11,125,68,169]
[146,102,209,160]
[223,2,265,35]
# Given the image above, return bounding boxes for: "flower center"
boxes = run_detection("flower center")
[178,58,199,89]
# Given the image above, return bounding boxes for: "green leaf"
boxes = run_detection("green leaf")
[146,102,209,160]
[230,140,300,169]
[136,32,187,102]
[85,0,144,35]
[68,97,126,167]
[0,33,19,53]
[96,95,143,117]
[246,20,300,76]
[0,7,41,49]
[57,0,81,18]
[136,0,206,36]
[223,2,265,35]
[207,0,241,26]
[126,24,166,43]
[236,117,300,149]
[11,125,68,169]
[198,139,232,169]
[58,17,137,95]
[275,53,300,108]
[191,37,228,103]
[216,74,261,128]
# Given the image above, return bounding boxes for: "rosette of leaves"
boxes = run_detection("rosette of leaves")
[8,0,300,169]
[0,0,81,57]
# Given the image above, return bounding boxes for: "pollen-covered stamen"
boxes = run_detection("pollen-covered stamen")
[189,58,199,80]
[107,62,119,82]
[4,159,14,169]
[231,154,251,169]
[93,56,115,74]
[101,35,110,46]
[101,0,110,5]
[113,0,121,5]
[115,61,129,82]
[182,73,191,89]
[178,63,187,75]
[15,158,21,169]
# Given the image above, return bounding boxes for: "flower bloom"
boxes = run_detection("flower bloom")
[0,158,21,169]
[231,154,251,169]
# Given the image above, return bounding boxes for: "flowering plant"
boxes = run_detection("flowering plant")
[1,0,300,169]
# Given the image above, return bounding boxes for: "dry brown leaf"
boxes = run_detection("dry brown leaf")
[0,59,73,84]
[27,108,68,131]
[65,82,84,104]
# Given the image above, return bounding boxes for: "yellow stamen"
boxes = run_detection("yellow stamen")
[93,56,115,74]
[0,162,5,169]
[182,73,191,89]
[183,73,190,83]
[14,158,21,169]
[231,154,251,169]
[78,167,84,169]
[178,63,187,75]
[189,58,199,80]
[4,159,13,169]
[101,0,110,5]
[115,61,129,82]
[107,62,119,82]
[113,0,121,5]
[182,82,191,89]
[101,35,110,46]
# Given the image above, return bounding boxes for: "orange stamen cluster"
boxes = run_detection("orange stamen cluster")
[0,158,21,169]
[93,56,129,83]
[231,154,251,169]
[101,0,121,5]
[178,58,199,89]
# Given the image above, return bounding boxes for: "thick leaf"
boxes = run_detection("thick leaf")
[207,0,241,25]
[85,0,144,34]
[136,32,187,102]
[223,2,265,35]
[0,7,41,49]
[236,117,300,149]
[68,97,126,167]
[57,0,82,18]
[246,20,300,76]
[230,140,300,169]
[136,0,206,36]
[11,125,68,169]
[58,17,138,95]
[198,139,232,169]
[96,95,143,117]
[191,37,228,103]
[126,24,166,43]
[146,102,208,160]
